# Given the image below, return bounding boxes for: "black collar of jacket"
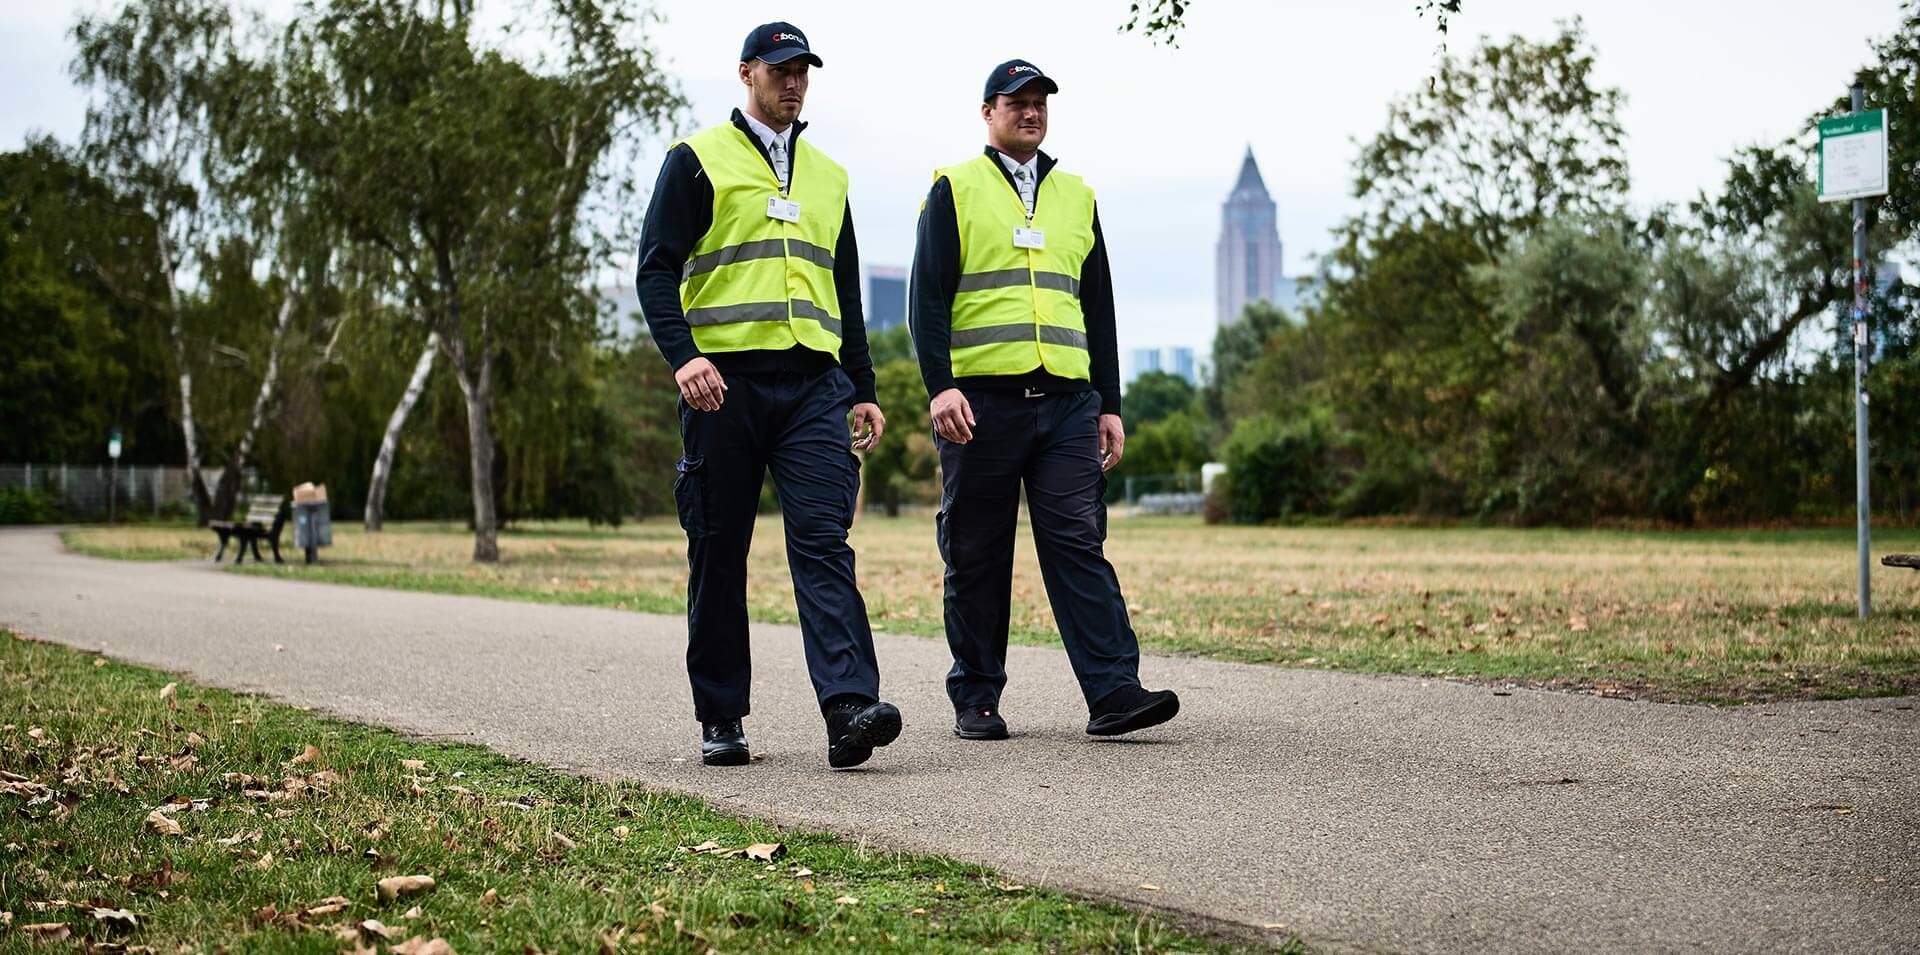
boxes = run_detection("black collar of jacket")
[730,108,807,179]
[984,145,1056,193]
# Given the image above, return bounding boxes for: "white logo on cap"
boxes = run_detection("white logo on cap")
[771,32,805,44]
[1008,64,1038,75]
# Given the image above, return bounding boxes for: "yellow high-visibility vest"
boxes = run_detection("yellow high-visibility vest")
[677,124,847,358]
[935,154,1095,380]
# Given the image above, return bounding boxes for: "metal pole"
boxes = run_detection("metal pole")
[1851,83,1872,619]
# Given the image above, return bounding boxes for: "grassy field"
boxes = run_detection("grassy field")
[0,630,1263,953]
[63,515,1920,703]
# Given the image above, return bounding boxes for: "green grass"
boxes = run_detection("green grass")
[60,517,1920,703]
[0,631,1275,952]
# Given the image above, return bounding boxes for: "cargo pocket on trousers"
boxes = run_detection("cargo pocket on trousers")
[674,456,708,538]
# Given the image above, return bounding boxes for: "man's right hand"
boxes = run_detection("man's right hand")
[675,357,727,412]
[929,388,975,444]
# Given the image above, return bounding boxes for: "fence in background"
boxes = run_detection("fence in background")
[0,464,239,520]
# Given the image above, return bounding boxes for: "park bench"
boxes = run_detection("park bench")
[1884,553,1920,571]
[209,494,289,564]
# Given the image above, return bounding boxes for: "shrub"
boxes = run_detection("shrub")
[1219,413,1337,523]
[0,485,66,524]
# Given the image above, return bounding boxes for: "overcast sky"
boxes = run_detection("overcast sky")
[2,0,1905,363]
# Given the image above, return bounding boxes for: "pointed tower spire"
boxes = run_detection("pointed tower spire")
[1217,147,1283,327]
[1232,145,1268,197]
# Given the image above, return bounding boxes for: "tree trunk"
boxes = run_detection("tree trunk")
[217,281,299,513]
[365,331,440,532]
[445,333,499,562]
[158,224,211,524]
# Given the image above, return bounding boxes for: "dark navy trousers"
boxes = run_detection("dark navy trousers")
[674,366,880,722]
[935,389,1141,711]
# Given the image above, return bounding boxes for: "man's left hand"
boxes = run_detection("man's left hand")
[851,402,887,453]
[1098,413,1125,471]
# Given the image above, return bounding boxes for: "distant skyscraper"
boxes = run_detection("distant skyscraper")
[1130,347,1163,381]
[867,265,909,333]
[1167,347,1196,385]
[1216,147,1284,327]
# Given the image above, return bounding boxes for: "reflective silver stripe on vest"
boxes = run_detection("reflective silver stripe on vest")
[685,299,843,339]
[955,268,1030,293]
[951,323,1088,350]
[685,301,789,326]
[790,298,843,338]
[683,238,787,281]
[955,268,1080,297]
[1033,271,1080,297]
[787,239,835,272]
[1038,325,1087,348]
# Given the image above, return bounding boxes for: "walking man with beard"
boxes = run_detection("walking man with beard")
[911,59,1181,741]
[635,22,901,769]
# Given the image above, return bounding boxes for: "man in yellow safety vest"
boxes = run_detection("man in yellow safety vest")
[635,22,900,770]
[910,59,1181,741]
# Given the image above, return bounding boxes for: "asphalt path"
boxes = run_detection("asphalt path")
[2,526,1916,953]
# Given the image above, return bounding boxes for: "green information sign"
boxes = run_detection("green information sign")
[1819,109,1889,203]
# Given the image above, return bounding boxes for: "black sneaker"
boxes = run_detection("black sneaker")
[953,706,1009,740]
[701,719,750,766]
[1086,685,1180,737]
[823,699,902,769]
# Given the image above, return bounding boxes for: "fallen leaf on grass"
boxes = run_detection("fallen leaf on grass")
[93,658,106,667]
[791,867,813,878]
[255,852,275,870]
[27,727,46,742]
[185,732,206,748]
[21,922,70,941]
[305,896,352,917]
[997,884,1026,892]
[355,918,397,941]
[400,760,426,772]
[403,905,423,918]
[144,810,183,836]
[678,840,722,854]
[390,936,456,955]
[832,896,859,905]
[745,842,784,861]
[290,744,320,766]
[479,889,499,907]
[377,875,436,902]
[158,683,177,702]
[549,832,577,852]
[88,906,139,931]
[611,826,630,839]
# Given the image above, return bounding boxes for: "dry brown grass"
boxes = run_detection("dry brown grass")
[65,514,1920,702]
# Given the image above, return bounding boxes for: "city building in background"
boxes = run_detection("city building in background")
[1128,346,1199,386]
[1216,146,1285,328]
[1130,347,1162,379]
[867,265,909,334]
[1167,346,1196,384]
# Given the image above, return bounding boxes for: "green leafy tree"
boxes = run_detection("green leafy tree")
[0,142,170,465]
[71,0,239,520]
[282,0,682,560]
[1352,19,1627,259]
[1121,370,1197,431]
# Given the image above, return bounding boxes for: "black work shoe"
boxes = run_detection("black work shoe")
[701,720,750,766]
[1086,684,1180,737]
[824,699,902,769]
[953,706,1010,740]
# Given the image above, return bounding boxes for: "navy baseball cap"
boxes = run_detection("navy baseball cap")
[741,22,822,67]
[983,59,1058,102]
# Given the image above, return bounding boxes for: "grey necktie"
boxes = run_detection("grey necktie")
[769,137,789,189]
[1014,166,1034,215]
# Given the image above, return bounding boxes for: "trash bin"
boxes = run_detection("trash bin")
[293,500,332,564]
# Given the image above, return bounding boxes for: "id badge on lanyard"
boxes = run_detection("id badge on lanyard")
[767,196,802,223]
[1012,227,1046,250]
